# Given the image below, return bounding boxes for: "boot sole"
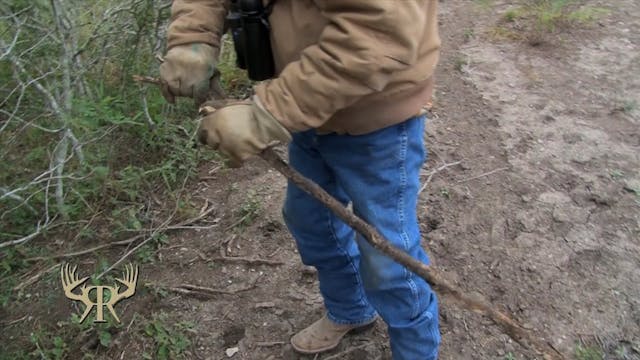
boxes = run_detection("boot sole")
[290,320,377,355]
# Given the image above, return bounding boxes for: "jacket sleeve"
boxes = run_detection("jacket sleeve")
[167,0,230,50]
[255,1,431,132]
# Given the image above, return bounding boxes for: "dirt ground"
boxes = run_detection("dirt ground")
[2,0,639,359]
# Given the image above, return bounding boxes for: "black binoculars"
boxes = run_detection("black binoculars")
[227,0,276,81]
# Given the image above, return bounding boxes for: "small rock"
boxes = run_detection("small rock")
[514,233,538,248]
[552,205,590,224]
[225,347,239,357]
[300,266,317,276]
[538,191,571,205]
[255,302,276,309]
[540,107,556,123]
[624,179,640,193]
[516,211,537,232]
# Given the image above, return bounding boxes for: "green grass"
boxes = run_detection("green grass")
[524,0,610,31]
[217,35,254,99]
[454,57,466,72]
[622,99,638,113]
[484,0,612,44]
[440,188,451,199]
[474,0,494,10]
[463,28,475,40]
[609,169,625,180]
[503,7,526,22]
[567,6,610,23]
[233,190,262,230]
[487,26,524,41]
[628,186,640,206]
[575,344,604,360]
[142,313,194,360]
[30,332,68,360]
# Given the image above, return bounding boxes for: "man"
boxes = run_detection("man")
[160,1,441,358]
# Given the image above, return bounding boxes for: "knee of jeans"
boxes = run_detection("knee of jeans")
[388,292,440,343]
[358,243,401,291]
[282,206,326,267]
[282,195,306,230]
[282,200,318,238]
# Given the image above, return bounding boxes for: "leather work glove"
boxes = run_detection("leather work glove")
[198,97,292,167]
[159,43,219,105]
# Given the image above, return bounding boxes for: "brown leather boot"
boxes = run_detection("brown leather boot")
[291,315,377,354]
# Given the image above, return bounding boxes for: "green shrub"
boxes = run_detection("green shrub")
[0,0,224,247]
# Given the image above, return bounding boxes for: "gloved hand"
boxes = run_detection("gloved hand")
[198,96,292,167]
[159,43,219,105]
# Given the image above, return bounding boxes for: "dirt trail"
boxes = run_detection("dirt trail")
[429,0,640,358]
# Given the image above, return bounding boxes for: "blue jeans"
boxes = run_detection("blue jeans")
[283,116,440,360]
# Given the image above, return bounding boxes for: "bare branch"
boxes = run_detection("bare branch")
[0,37,63,117]
[52,130,70,219]
[0,5,23,61]
[0,216,57,249]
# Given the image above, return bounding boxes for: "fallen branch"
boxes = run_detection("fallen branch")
[255,341,285,347]
[224,212,254,231]
[260,148,563,360]
[170,274,262,298]
[1,314,29,327]
[208,256,284,266]
[26,203,216,262]
[13,263,61,291]
[132,74,160,86]
[96,194,212,279]
[26,235,144,262]
[419,160,462,194]
[455,167,509,184]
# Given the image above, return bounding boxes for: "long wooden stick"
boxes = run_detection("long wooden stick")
[260,148,564,360]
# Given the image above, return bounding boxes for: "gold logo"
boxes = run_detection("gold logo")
[61,263,138,324]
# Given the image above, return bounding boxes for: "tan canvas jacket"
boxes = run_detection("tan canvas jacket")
[168,0,440,135]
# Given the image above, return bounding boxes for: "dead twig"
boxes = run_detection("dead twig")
[419,161,462,194]
[224,212,254,231]
[13,263,61,291]
[132,74,161,86]
[260,148,563,360]
[133,73,226,100]
[27,235,145,262]
[208,256,284,266]
[455,167,509,184]
[170,274,263,298]
[1,314,29,327]
[255,341,286,347]
[95,177,204,280]
[26,203,216,262]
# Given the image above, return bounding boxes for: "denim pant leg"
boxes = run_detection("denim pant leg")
[283,130,377,325]
[320,116,441,360]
